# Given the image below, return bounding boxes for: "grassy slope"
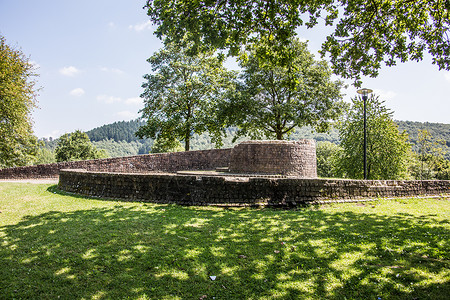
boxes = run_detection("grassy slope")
[0,183,449,299]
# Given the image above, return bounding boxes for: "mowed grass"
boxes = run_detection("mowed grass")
[0,183,449,300]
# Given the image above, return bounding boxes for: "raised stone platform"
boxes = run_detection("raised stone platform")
[229,140,317,177]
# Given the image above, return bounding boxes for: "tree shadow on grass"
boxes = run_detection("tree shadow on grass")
[0,199,449,299]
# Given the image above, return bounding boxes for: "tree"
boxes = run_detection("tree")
[412,129,450,180]
[337,95,411,180]
[34,147,56,165]
[316,141,341,178]
[0,35,40,168]
[435,158,450,180]
[136,42,236,151]
[145,0,450,84]
[226,37,343,140]
[55,130,108,162]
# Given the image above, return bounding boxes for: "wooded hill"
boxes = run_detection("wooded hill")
[78,119,449,158]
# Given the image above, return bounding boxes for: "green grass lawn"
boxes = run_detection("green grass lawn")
[0,183,449,299]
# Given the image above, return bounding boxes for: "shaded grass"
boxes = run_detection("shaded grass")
[0,182,449,299]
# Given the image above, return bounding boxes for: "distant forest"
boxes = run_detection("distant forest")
[40,119,450,159]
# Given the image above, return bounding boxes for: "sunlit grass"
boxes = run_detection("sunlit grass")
[0,182,449,299]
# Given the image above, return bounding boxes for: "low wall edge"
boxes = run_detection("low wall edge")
[57,169,450,206]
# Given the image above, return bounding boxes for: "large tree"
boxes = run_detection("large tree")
[145,0,450,84]
[337,95,411,180]
[55,130,108,162]
[136,42,236,151]
[226,37,343,140]
[0,35,40,168]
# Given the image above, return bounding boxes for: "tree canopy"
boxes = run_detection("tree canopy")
[337,95,411,180]
[226,37,344,140]
[0,35,40,168]
[55,130,108,162]
[145,0,450,84]
[136,42,236,151]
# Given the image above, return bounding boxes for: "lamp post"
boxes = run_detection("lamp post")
[357,88,373,180]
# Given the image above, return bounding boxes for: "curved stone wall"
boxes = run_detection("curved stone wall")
[228,140,317,177]
[58,169,450,206]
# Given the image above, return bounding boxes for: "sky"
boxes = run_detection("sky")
[1,0,449,139]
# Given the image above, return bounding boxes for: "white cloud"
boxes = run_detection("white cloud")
[125,97,143,105]
[129,20,153,32]
[60,66,80,77]
[97,95,122,104]
[96,95,142,105]
[70,88,85,97]
[115,110,138,120]
[444,72,450,83]
[108,21,116,28]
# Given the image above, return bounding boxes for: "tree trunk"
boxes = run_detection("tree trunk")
[185,132,190,151]
[185,106,191,151]
[276,130,283,140]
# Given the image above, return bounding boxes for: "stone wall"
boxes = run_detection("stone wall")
[58,169,450,206]
[229,140,317,177]
[0,149,231,179]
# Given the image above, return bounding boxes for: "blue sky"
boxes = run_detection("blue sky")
[1,0,449,138]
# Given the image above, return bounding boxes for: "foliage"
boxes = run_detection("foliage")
[410,129,450,180]
[39,137,58,150]
[397,121,450,160]
[150,137,184,153]
[1,182,449,299]
[137,42,237,151]
[435,158,450,180]
[226,37,344,140]
[33,147,56,165]
[316,141,341,178]
[337,95,411,180]
[91,139,154,158]
[86,120,154,157]
[55,130,109,162]
[87,119,149,143]
[145,0,450,84]
[0,35,40,168]
[289,126,340,144]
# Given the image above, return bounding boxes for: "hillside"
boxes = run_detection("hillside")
[86,119,147,143]
[397,120,450,147]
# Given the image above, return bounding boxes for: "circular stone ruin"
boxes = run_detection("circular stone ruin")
[228,140,317,177]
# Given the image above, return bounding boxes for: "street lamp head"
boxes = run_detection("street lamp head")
[357,88,373,97]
